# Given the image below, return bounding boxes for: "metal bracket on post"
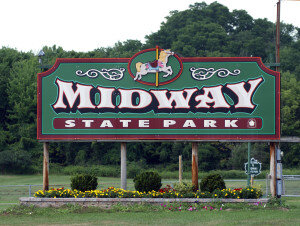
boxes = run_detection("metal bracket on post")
[270,142,276,197]
[276,145,283,197]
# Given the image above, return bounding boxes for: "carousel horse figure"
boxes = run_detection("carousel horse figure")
[134,49,174,80]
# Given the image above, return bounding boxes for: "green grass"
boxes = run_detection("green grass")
[0,174,299,212]
[0,174,299,225]
[0,198,299,225]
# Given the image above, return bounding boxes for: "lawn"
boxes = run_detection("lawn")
[0,174,299,225]
[0,174,268,208]
[0,198,299,225]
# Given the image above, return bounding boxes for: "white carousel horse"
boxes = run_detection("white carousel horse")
[134,49,174,81]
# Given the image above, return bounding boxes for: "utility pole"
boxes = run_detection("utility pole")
[270,0,281,197]
[275,0,281,72]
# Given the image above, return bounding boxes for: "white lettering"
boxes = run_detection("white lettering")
[53,79,95,109]
[97,87,115,108]
[118,89,152,109]
[226,77,263,108]
[204,120,217,127]
[225,120,238,128]
[183,120,196,128]
[82,119,94,127]
[100,120,113,128]
[163,120,176,127]
[65,119,75,127]
[195,85,230,108]
[151,88,197,109]
[120,120,131,127]
[139,120,149,127]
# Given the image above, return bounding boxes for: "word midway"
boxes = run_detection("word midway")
[52,77,264,114]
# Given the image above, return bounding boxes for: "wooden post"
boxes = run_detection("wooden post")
[270,142,276,197]
[43,142,49,191]
[179,155,183,183]
[251,175,254,187]
[120,142,127,190]
[192,143,199,191]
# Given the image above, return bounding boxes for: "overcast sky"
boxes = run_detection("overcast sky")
[1,0,299,53]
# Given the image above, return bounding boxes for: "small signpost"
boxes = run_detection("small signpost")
[245,158,262,176]
[245,158,262,186]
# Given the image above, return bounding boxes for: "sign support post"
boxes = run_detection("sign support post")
[43,142,49,191]
[120,142,127,190]
[179,155,183,183]
[192,143,199,191]
[247,142,251,186]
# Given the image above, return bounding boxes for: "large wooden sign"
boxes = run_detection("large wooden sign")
[37,47,280,141]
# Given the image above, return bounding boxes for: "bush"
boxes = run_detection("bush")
[173,182,195,194]
[70,174,98,191]
[200,173,226,193]
[133,171,162,192]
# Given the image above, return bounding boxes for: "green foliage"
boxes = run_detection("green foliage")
[0,1,299,173]
[133,171,162,192]
[62,165,120,177]
[173,182,195,194]
[200,173,226,193]
[280,71,300,136]
[239,186,263,199]
[0,148,32,174]
[70,174,98,192]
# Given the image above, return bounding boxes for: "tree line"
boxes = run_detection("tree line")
[0,2,299,173]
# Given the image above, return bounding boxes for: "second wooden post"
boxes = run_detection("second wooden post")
[120,142,127,190]
[192,142,199,191]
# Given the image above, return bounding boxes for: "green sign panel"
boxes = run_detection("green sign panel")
[245,158,262,176]
[37,47,280,141]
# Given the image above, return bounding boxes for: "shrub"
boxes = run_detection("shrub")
[133,171,162,192]
[70,174,98,191]
[173,182,195,194]
[200,173,226,193]
[239,186,263,199]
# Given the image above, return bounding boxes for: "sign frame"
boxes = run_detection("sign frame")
[37,51,280,141]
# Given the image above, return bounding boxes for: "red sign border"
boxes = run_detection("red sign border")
[37,57,280,141]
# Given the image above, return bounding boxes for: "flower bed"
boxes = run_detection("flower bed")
[33,186,263,199]
[18,186,267,208]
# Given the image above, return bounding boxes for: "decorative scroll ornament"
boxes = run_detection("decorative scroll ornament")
[190,67,240,81]
[76,68,125,81]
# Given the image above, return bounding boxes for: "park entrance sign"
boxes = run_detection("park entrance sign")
[37,47,280,141]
